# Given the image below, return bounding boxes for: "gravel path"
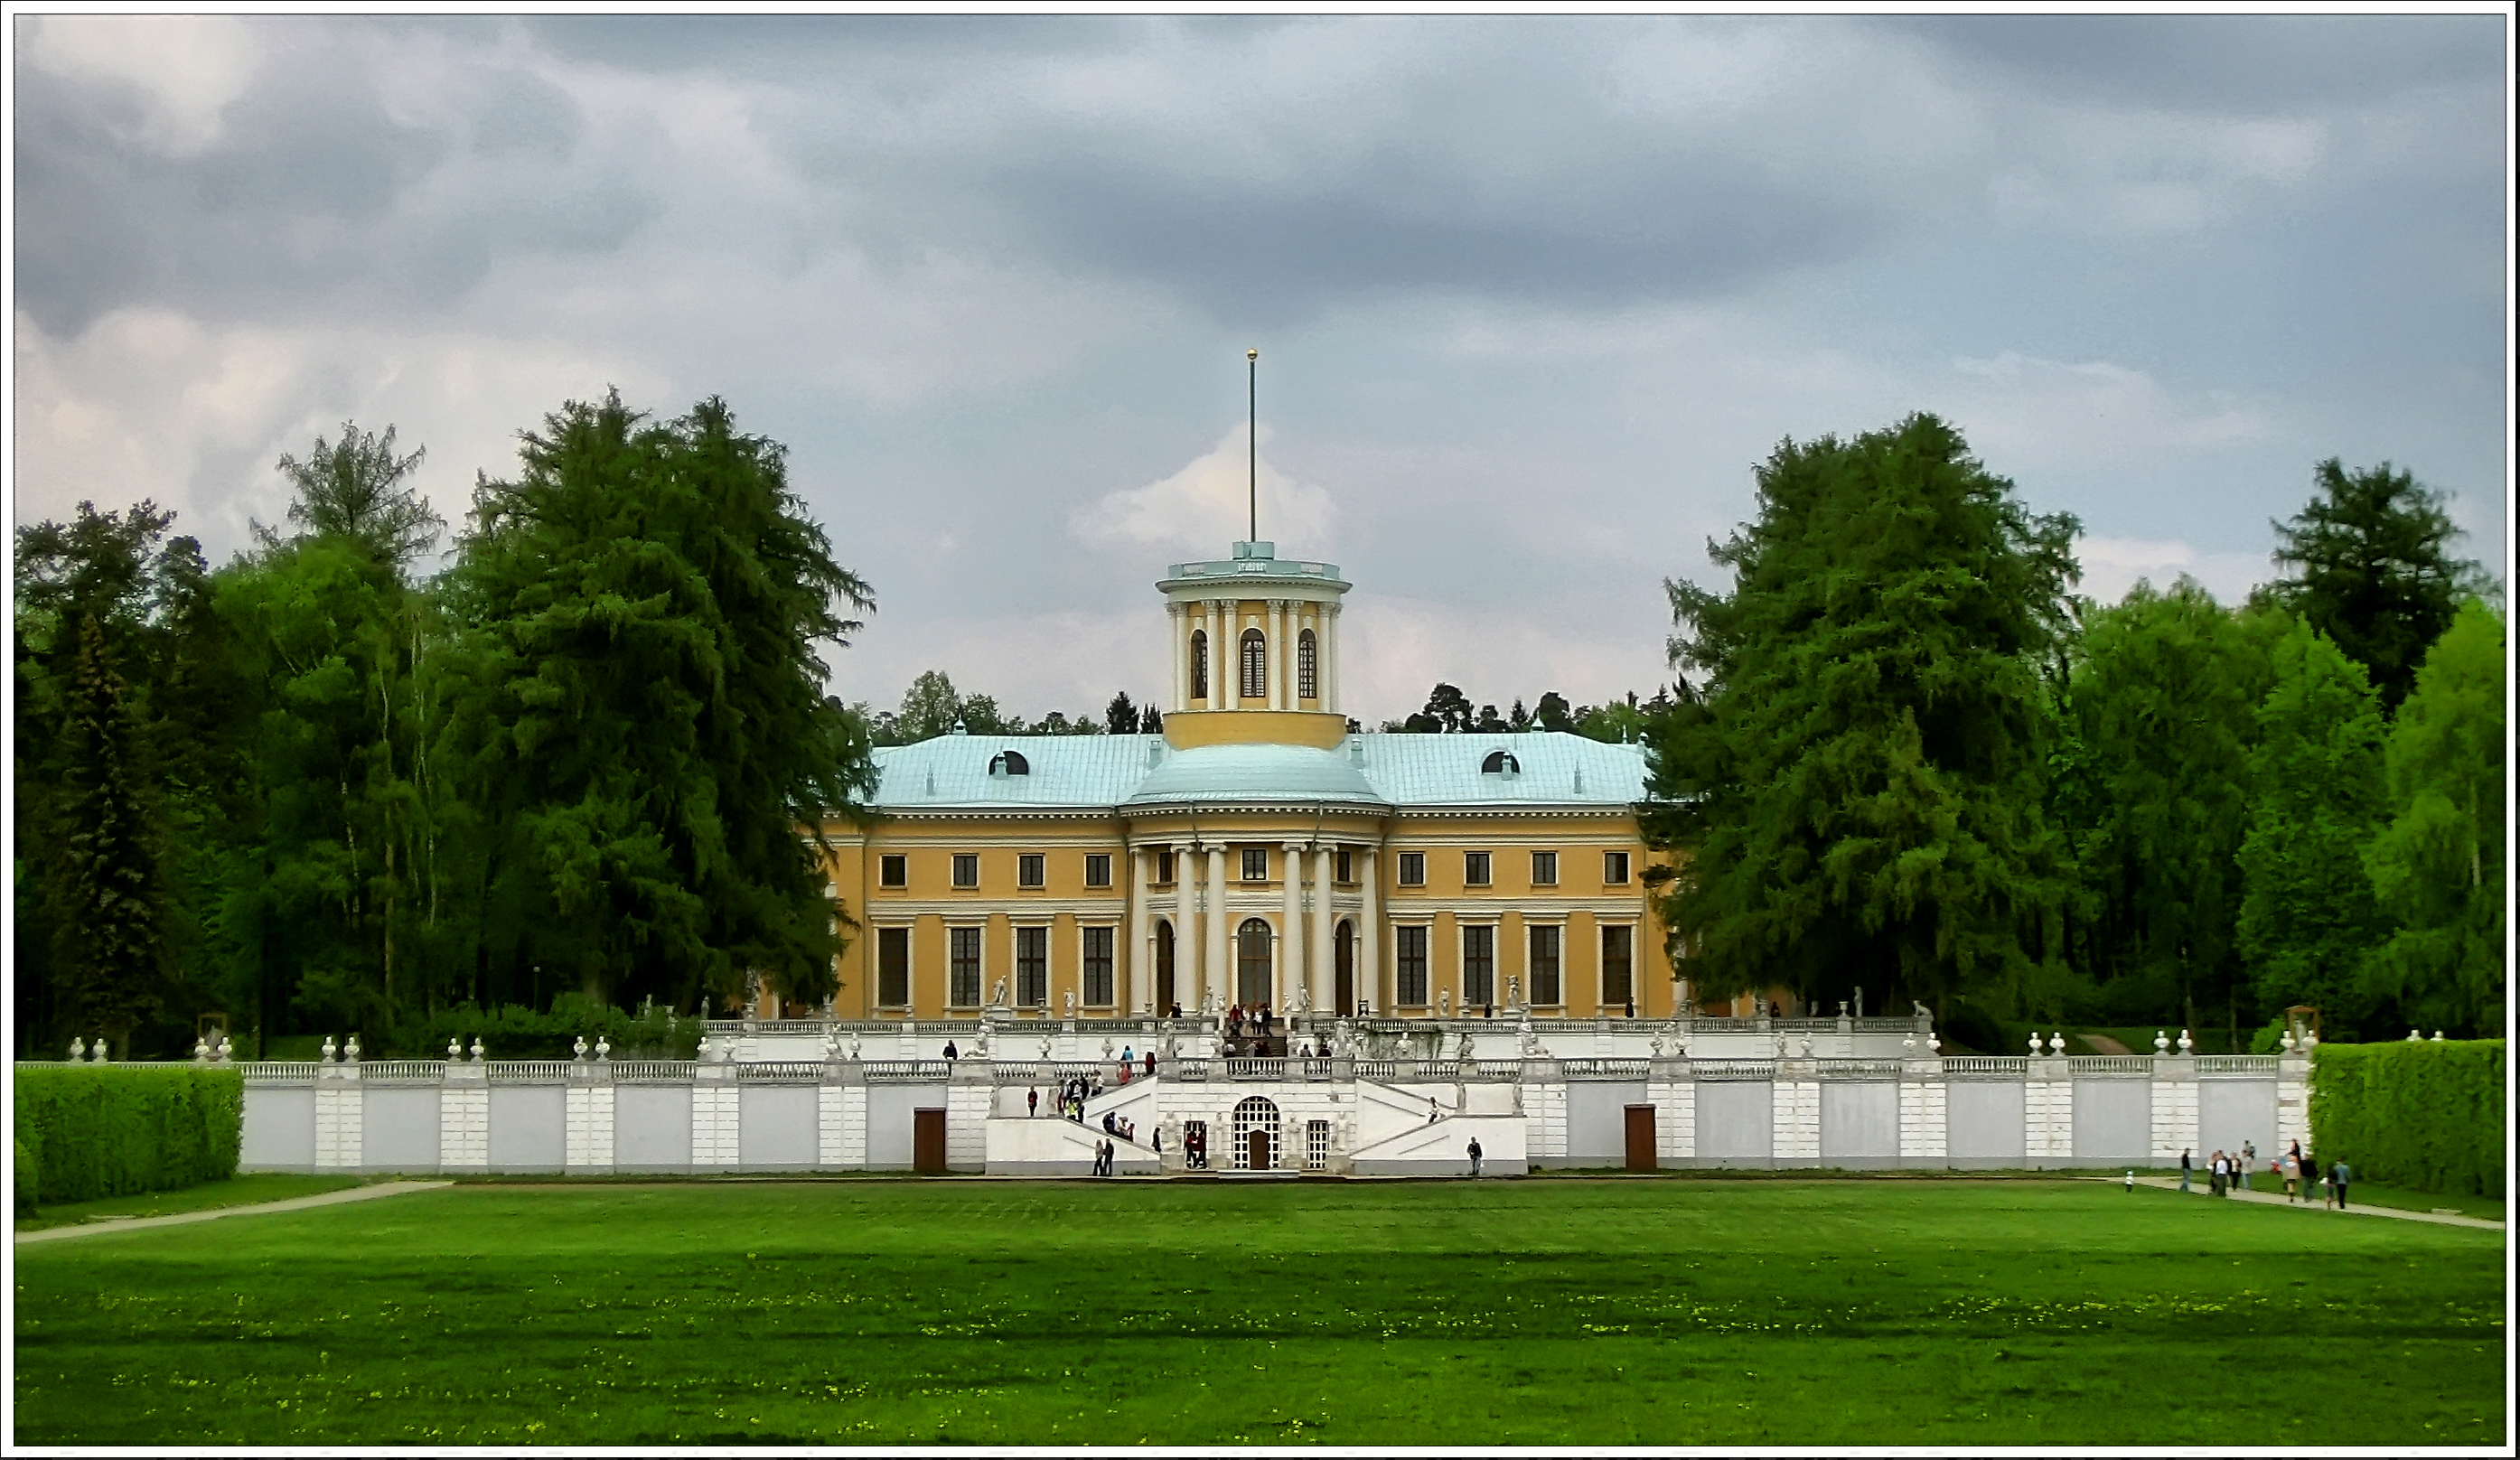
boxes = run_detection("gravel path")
[2124,1175,2502,1229]
[14,1181,454,1245]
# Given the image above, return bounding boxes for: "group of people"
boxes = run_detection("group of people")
[2180,1140,2354,1209]
[1027,1074,1105,1123]
[1182,1122,1212,1170]
[1090,1137,1121,1175]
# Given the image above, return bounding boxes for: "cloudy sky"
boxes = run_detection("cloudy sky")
[12,13,2510,725]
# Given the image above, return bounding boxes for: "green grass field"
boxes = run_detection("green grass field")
[11,1178,2503,1446]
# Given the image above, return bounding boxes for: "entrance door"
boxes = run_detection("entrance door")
[1334,921,1355,1016]
[913,1108,947,1174]
[1624,1105,1657,1172]
[1247,1128,1271,1171]
[1237,919,1273,1008]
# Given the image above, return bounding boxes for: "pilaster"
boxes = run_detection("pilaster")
[1897,1058,1946,1165]
[2150,1056,2199,1165]
[314,1058,363,1170]
[1772,1058,1821,1162]
[1646,1057,1695,1165]
[438,1060,489,1172]
[565,1060,615,1173]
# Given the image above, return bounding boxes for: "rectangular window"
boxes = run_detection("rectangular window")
[877,926,911,1007]
[1016,925,1047,1007]
[1463,923,1494,1008]
[1018,854,1045,889]
[1082,926,1114,1006]
[1530,850,1557,886]
[1398,852,1425,887]
[1084,854,1111,889]
[951,854,979,889]
[1605,850,1631,885]
[1335,847,1353,884]
[949,926,982,1007]
[1464,851,1492,887]
[1602,924,1634,1010]
[1157,850,1176,884]
[1306,1118,1330,1171]
[1397,925,1429,1006]
[1241,847,1269,882]
[878,854,907,889]
[1529,924,1561,1006]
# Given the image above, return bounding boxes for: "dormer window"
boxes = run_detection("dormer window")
[988,750,1030,777]
[1480,750,1520,776]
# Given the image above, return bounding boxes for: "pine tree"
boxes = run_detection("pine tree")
[2270,459,2484,710]
[46,614,168,1053]
[1648,414,2080,1016]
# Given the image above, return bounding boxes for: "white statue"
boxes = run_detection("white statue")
[448,1037,464,1062]
[1038,1034,1054,1061]
[1457,1032,1476,1062]
[1506,974,1522,1009]
[1797,1035,1814,1058]
[1773,1034,1789,1058]
[1651,1034,1665,1058]
[193,1036,211,1062]
[1520,1021,1541,1057]
[1101,1037,1117,1061]
[1438,990,1453,1018]
[595,1037,611,1062]
[322,1035,338,1063]
[69,1037,85,1062]
[1063,989,1078,1019]
[992,976,1010,1009]
[2155,1031,2171,1054]
[1295,986,1312,1015]
[2177,1029,2193,1054]
[2028,1033,2043,1056]
[848,1033,863,1062]
[574,1036,591,1061]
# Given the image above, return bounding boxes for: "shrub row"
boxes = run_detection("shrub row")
[2309,1039,2505,1196]
[14,1064,244,1209]
[394,997,701,1061]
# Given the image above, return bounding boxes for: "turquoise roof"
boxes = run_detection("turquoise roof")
[867,731,1650,812]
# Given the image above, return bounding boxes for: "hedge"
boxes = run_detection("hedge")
[13,1064,244,1209]
[2309,1039,2506,1196]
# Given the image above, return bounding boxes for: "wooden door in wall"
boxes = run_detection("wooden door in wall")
[913,1108,947,1175]
[1246,1128,1271,1171]
[1623,1105,1657,1172]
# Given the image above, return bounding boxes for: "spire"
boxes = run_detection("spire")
[1246,347,1259,543]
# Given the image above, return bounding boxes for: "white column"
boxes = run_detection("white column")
[1129,847,1151,1014]
[1359,847,1381,1014]
[1169,604,1187,712]
[1310,845,1335,1013]
[1323,604,1341,715]
[1218,602,1238,710]
[1206,845,1231,1006]
[1279,841,1305,1012]
[1172,841,1196,1015]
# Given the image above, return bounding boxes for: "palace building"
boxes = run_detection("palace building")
[817,538,1677,1031]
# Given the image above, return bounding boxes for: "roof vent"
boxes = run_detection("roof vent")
[988,750,1029,778]
[1480,749,1520,778]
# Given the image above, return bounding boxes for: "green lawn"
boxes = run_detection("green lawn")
[11,1178,2504,1446]
[14,1174,370,1233]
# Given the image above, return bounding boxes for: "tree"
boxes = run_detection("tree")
[1138,705,1163,734]
[1532,691,1576,734]
[272,422,443,567]
[2053,579,2279,1028]
[43,614,169,1053]
[896,670,963,743]
[2270,459,2485,710]
[1104,690,1138,735]
[1646,414,2081,1017]
[1409,682,1473,734]
[444,391,878,1015]
[2361,599,2506,1034]
[2234,620,2390,1033]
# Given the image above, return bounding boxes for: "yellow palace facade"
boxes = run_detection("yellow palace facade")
[815,539,1675,1027]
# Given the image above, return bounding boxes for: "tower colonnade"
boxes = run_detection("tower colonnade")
[1134,833,1381,1016]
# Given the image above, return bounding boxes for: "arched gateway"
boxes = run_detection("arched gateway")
[1232,1096,1281,1171]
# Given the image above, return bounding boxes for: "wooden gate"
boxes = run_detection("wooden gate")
[1247,1128,1272,1171]
[913,1108,947,1175]
[1624,1105,1657,1172]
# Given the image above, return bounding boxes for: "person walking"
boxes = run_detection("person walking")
[1428,1097,1440,1125]
[1467,1136,1484,1178]
[2330,1159,2351,1211]
[1027,1087,1039,1118]
[2180,1148,2193,1193]
[943,1040,959,1062]
[2282,1150,2300,1203]
[2239,1139,2256,1193]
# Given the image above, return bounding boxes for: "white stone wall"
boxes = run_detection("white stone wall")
[437,1081,489,1171]
[565,1084,615,1172]
[2275,1058,2309,1154]
[1897,1073,1947,1163]
[945,1081,992,1172]
[1646,1072,1694,1165]
[313,1072,363,1170]
[690,1081,741,1167]
[1771,1074,1821,1161]
[820,1083,867,1169]
[2025,1067,2075,1165]
[2149,1076,2199,1165]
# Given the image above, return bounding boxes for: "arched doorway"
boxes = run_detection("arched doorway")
[1335,919,1355,1016]
[1232,1096,1281,1171]
[1236,918,1273,1009]
[1155,919,1176,1015]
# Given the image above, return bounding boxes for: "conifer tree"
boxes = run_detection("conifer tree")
[1647,414,2079,1017]
[46,614,168,1053]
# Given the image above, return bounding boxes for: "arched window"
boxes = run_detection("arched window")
[1155,920,1176,1015]
[1480,750,1520,775]
[1236,917,1273,1007]
[1297,628,1317,700]
[989,749,1030,777]
[1232,1095,1281,1171]
[1190,630,1208,701]
[1240,629,1267,701]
